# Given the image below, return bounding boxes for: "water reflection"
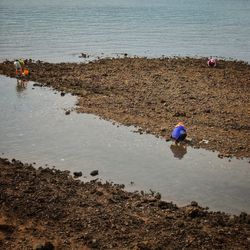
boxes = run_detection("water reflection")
[16,78,28,93]
[170,143,187,160]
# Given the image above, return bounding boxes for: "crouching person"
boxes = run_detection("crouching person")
[207,57,217,67]
[171,122,187,144]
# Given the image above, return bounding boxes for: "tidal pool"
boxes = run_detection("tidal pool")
[0,76,249,214]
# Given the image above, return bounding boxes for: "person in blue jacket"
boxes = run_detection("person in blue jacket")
[171,122,187,144]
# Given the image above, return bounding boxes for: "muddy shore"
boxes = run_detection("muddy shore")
[0,57,249,158]
[1,158,250,249]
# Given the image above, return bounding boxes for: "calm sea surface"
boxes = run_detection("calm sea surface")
[1,0,250,62]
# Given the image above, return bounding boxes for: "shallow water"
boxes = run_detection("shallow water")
[1,0,250,63]
[0,76,249,214]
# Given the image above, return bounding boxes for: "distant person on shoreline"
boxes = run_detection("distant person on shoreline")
[14,59,30,79]
[14,59,25,76]
[207,57,217,67]
[171,122,187,144]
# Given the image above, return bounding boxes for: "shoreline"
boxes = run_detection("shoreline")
[1,57,249,158]
[1,157,250,249]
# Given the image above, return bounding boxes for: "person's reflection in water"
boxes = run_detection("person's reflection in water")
[16,78,28,93]
[170,143,187,160]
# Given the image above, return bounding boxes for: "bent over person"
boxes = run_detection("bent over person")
[14,59,25,76]
[207,57,217,67]
[171,122,187,144]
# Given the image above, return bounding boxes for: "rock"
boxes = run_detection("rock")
[137,128,143,134]
[173,112,186,117]
[33,83,42,87]
[34,244,43,250]
[90,170,99,176]
[146,196,157,202]
[154,192,161,200]
[65,110,70,115]
[79,53,87,58]
[185,137,192,143]
[191,201,198,207]
[160,127,167,132]
[34,241,54,250]
[158,201,177,210]
[61,92,65,96]
[204,109,211,113]
[187,208,205,218]
[73,171,82,178]
[0,224,15,233]
[239,212,250,224]
[218,153,224,158]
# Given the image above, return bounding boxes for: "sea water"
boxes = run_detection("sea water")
[0,0,250,62]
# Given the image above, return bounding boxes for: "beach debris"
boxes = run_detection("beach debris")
[199,139,209,144]
[185,137,192,143]
[65,110,71,115]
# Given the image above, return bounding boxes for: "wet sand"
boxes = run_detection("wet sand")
[1,158,250,249]
[0,57,250,158]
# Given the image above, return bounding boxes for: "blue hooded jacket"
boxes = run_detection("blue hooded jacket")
[171,125,187,141]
